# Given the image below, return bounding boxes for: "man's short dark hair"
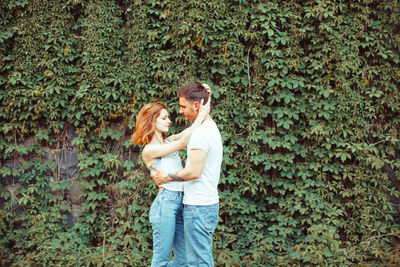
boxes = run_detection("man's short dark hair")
[177,82,208,104]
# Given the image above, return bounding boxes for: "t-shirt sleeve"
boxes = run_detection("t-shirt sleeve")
[189,127,210,153]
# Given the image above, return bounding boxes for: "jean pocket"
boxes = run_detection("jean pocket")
[205,211,218,233]
[149,195,161,224]
[164,193,180,202]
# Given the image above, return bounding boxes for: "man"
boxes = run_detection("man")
[151,82,223,266]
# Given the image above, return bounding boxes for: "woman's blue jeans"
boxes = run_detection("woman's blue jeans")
[149,188,187,267]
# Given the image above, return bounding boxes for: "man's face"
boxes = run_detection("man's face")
[179,97,198,121]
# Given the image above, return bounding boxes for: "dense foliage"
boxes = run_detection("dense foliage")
[1,0,400,265]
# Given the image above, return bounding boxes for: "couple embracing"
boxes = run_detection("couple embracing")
[132,82,223,267]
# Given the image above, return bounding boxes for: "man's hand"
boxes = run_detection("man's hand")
[150,165,171,186]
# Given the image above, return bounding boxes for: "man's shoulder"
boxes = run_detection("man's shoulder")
[201,119,219,129]
[189,120,222,152]
[194,120,219,134]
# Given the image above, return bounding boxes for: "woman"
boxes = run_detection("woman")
[131,85,210,267]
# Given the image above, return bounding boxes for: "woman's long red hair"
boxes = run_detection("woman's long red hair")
[131,103,167,145]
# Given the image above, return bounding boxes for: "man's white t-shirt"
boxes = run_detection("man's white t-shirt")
[183,120,223,205]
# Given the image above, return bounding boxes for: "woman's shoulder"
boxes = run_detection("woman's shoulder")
[142,144,152,161]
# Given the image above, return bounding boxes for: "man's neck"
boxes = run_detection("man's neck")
[195,114,212,124]
[203,114,213,122]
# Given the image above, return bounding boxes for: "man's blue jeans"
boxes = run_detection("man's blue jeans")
[183,203,219,267]
[149,189,187,267]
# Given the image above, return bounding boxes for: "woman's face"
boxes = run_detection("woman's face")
[155,109,171,133]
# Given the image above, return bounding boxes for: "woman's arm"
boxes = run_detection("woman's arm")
[142,98,209,163]
[166,99,209,143]
[142,139,187,166]
[143,84,211,165]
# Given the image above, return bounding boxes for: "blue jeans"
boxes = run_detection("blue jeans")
[183,203,219,267]
[149,189,187,267]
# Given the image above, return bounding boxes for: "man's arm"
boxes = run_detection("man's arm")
[151,149,207,185]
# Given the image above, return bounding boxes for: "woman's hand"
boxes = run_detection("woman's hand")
[199,83,211,117]
[202,83,211,95]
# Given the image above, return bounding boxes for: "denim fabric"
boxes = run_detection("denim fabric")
[149,189,187,267]
[183,203,219,267]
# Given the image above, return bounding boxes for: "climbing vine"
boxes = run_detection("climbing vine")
[1,0,400,265]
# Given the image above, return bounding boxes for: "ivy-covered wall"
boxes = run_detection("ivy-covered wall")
[1,0,400,265]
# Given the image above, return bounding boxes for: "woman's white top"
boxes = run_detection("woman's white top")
[150,151,183,192]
